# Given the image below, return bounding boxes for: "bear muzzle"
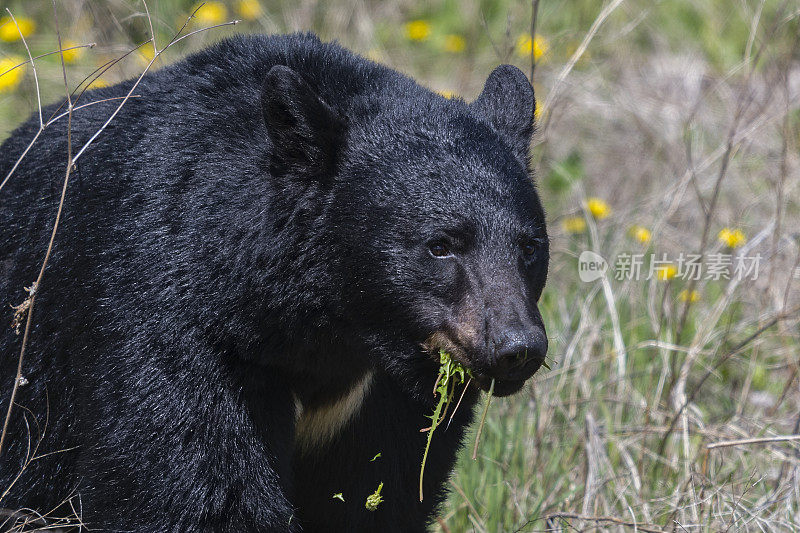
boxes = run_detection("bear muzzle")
[423,319,547,397]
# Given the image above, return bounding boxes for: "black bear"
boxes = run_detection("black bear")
[0,33,549,531]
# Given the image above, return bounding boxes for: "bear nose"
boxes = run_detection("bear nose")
[490,326,547,381]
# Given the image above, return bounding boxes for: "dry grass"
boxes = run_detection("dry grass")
[444,2,800,531]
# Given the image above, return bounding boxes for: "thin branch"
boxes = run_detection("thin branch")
[0,0,240,459]
[544,512,667,533]
[5,9,43,127]
[0,44,95,78]
[529,0,540,83]
[73,20,239,164]
[657,304,800,456]
[540,0,625,132]
[0,0,76,458]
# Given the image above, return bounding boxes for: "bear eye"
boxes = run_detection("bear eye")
[521,241,537,258]
[428,241,452,258]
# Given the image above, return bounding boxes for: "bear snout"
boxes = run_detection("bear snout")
[486,324,548,381]
[423,316,547,396]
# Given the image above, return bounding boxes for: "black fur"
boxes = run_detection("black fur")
[0,33,548,532]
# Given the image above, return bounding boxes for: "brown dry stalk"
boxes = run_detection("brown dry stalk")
[669,0,795,386]
[0,0,76,459]
[539,0,625,134]
[657,304,800,456]
[0,1,239,458]
[544,512,667,533]
[529,0,540,83]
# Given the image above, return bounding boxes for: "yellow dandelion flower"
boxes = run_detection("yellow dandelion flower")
[404,20,431,42]
[629,225,652,244]
[533,35,549,60]
[237,0,262,20]
[192,1,228,25]
[515,34,532,57]
[678,289,700,302]
[718,228,746,249]
[586,197,611,220]
[515,33,548,61]
[534,104,543,121]
[655,263,677,281]
[562,216,586,234]
[0,16,35,42]
[443,34,466,53]
[60,40,85,64]
[0,56,25,93]
[437,90,456,99]
[137,45,156,65]
[88,77,110,89]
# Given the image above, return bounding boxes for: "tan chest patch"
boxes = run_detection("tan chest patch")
[294,371,373,455]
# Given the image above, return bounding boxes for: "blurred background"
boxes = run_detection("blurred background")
[1,1,799,531]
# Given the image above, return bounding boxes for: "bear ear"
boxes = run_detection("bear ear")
[469,64,535,164]
[261,65,346,180]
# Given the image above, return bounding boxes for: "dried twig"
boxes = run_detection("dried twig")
[540,0,625,132]
[657,304,800,456]
[0,0,239,457]
[544,512,667,533]
[0,0,77,459]
[529,0,540,83]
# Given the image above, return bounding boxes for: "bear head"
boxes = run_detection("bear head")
[261,63,548,401]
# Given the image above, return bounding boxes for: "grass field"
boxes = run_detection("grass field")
[2,0,800,531]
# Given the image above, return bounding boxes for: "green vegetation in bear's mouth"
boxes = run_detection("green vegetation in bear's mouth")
[365,482,384,511]
[419,349,473,501]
